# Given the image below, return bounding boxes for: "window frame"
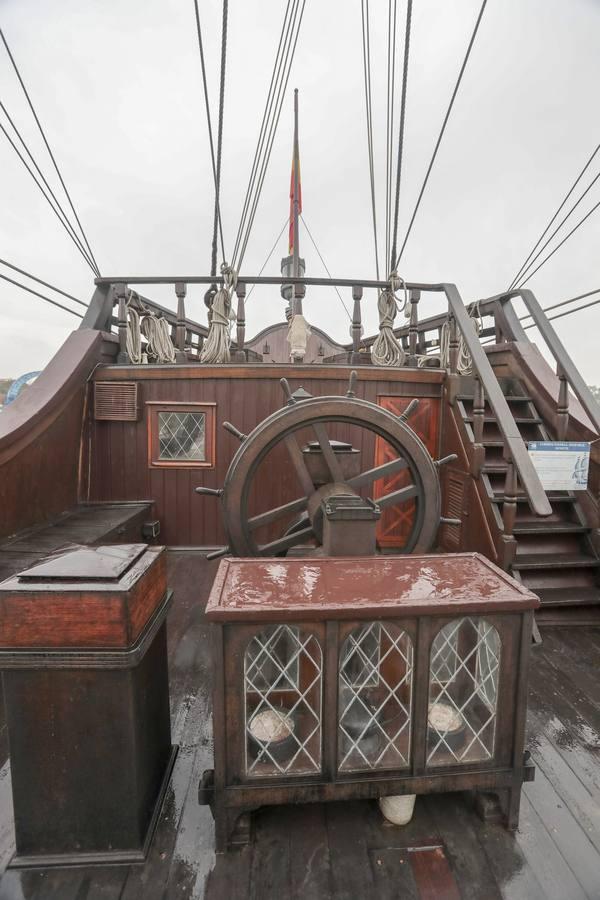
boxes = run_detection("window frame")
[147,401,216,469]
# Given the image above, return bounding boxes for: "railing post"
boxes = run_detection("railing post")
[501,456,518,569]
[556,365,569,440]
[116,282,130,365]
[175,281,187,363]
[408,289,420,366]
[233,282,246,362]
[471,374,486,477]
[351,285,363,364]
[447,313,460,405]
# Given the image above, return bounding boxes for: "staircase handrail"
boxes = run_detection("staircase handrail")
[443,283,552,518]
[506,288,600,435]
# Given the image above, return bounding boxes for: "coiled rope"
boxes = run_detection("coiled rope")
[200,265,237,364]
[126,292,176,365]
[439,301,482,375]
[371,273,408,368]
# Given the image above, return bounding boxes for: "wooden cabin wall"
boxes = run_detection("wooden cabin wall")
[0,330,117,541]
[87,366,444,546]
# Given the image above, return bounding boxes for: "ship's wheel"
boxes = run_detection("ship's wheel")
[197,373,455,558]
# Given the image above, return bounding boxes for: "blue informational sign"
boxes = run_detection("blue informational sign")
[528,441,590,491]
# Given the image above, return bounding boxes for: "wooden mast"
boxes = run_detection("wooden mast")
[292,88,302,317]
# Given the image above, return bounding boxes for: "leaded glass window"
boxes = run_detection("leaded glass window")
[427,618,500,768]
[158,410,205,461]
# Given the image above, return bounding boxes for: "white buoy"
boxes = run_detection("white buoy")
[379,793,416,826]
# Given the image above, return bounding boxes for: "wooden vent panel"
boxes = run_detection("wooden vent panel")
[94,382,140,421]
[443,472,464,550]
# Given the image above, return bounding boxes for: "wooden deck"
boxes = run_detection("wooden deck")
[1,551,600,899]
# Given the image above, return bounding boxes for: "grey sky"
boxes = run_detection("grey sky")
[1,0,599,383]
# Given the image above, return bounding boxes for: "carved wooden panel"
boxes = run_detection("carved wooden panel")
[374,396,440,549]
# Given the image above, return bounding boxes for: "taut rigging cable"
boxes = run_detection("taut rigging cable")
[245,217,290,304]
[0,120,99,275]
[0,105,98,274]
[0,272,83,318]
[192,0,227,265]
[384,0,398,275]
[233,0,307,271]
[0,26,100,277]
[508,139,600,291]
[389,0,412,277]
[300,215,352,321]
[210,0,229,280]
[519,286,600,321]
[0,258,86,307]
[515,196,600,287]
[392,0,489,272]
[515,168,600,289]
[360,0,380,279]
[522,294,600,330]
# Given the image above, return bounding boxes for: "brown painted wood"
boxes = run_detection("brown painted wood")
[409,845,461,900]
[0,546,166,648]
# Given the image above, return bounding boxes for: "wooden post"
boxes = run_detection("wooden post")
[471,374,486,477]
[351,285,363,363]
[501,457,518,569]
[116,282,129,365]
[234,282,246,362]
[408,289,420,366]
[175,281,187,363]
[447,314,460,405]
[556,365,569,440]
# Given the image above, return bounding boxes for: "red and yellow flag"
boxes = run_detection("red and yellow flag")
[288,154,302,254]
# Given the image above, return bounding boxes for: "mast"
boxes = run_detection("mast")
[292,88,301,315]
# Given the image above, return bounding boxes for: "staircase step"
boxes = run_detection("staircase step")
[513,522,588,535]
[491,493,575,504]
[482,441,505,448]
[464,416,542,425]
[513,553,600,571]
[534,587,600,607]
[458,394,533,403]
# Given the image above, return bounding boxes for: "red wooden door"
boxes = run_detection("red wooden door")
[374,396,440,549]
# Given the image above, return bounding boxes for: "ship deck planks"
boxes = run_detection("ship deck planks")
[0,552,600,899]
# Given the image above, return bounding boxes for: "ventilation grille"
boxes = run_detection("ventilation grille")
[94,382,139,421]
[443,474,464,549]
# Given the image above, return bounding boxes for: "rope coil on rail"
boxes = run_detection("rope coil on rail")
[371,273,408,367]
[439,301,482,375]
[200,264,238,364]
[126,291,176,365]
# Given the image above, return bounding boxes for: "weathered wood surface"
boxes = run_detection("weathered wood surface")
[0,553,600,899]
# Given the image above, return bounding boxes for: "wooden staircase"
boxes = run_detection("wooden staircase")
[457,382,600,614]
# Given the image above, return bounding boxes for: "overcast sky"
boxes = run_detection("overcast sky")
[1,0,599,384]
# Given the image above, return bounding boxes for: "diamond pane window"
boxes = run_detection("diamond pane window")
[148,402,215,468]
[158,411,205,461]
[338,623,413,772]
[427,618,501,768]
[244,626,322,777]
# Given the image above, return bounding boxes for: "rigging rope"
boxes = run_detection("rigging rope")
[371,276,407,367]
[0,258,86,307]
[516,196,600,287]
[0,120,98,275]
[439,303,482,375]
[522,295,600,330]
[0,26,100,276]
[0,272,83,318]
[233,0,307,271]
[508,139,600,291]
[384,0,398,274]
[300,215,352,322]
[514,168,600,289]
[200,265,237,364]
[192,0,226,266]
[125,292,177,364]
[519,286,600,321]
[392,0,489,271]
[389,0,412,276]
[246,217,290,304]
[0,100,98,273]
[360,0,380,279]
[210,0,229,280]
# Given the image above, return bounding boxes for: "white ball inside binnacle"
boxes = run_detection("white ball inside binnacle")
[249,709,294,743]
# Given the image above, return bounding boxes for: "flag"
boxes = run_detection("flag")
[288,152,302,254]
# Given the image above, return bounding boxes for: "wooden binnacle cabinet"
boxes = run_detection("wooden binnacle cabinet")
[200,554,538,850]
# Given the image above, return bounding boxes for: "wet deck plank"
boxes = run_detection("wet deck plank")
[0,553,600,899]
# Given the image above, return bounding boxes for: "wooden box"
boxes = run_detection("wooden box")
[202,553,539,850]
[0,544,176,868]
